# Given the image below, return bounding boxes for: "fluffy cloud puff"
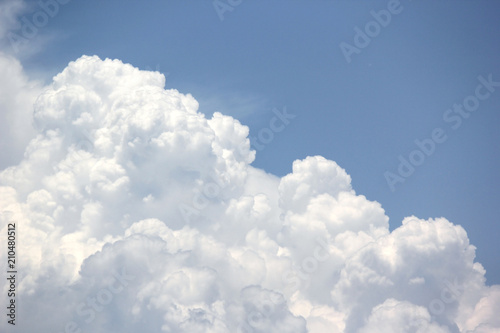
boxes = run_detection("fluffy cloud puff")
[0,55,498,333]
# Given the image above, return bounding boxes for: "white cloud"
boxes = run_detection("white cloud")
[0,52,43,169]
[0,55,498,333]
[358,299,451,333]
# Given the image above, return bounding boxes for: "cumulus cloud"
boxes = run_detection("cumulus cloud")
[0,52,43,168]
[0,55,498,333]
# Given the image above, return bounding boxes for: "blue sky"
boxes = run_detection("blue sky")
[8,0,500,286]
[3,1,500,331]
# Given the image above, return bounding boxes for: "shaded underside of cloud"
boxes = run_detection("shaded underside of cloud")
[0,55,498,333]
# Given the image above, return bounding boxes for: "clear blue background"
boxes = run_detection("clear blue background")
[14,0,500,284]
